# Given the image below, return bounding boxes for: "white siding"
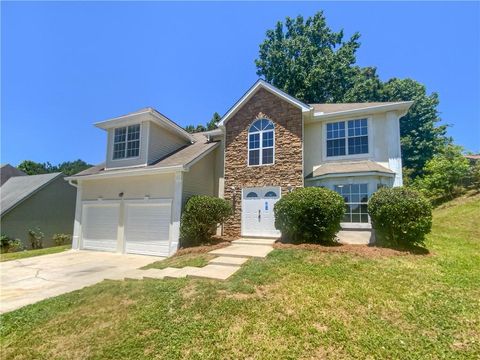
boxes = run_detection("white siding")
[182,149,216,203]
[81,173,175,201]
[148,123,189,164]
[304,111,403,183]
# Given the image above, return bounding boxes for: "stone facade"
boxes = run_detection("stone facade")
[223,88,304,237]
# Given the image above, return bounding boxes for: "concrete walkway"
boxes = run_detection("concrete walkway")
[107,238,276,282]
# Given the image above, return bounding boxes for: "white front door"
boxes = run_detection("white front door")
[124,199,172,257]
[241,187,281,237]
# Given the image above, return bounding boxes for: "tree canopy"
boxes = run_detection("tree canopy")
[185,112,221,133]
[17,159,92,176]
[255,11,450,178]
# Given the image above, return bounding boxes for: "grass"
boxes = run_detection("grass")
[0,244,70,262]
[142,253,215,270]
[1,195,479,359]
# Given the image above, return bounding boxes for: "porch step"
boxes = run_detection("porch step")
[232,238,277,246]
[187,264,241,281]
[209,244,273,258]
[209,256,249,266]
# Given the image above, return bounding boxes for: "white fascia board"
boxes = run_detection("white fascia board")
[218,79,312,127]
[309,101,414,123]
[65,165,185,181]
[306,171,395,181]
[94,110,194,143]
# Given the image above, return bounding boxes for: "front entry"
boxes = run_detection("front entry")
[241,187,281,237]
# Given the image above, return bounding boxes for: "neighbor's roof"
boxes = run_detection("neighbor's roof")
[306,160,394,180]
[71,132,218,179]
[1,172,63,216]
[465,154,480,160]
[1,164,27,186]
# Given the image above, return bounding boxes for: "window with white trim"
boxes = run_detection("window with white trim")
[334,184,369,223]
[248,119,274,166]
[326,119,368,157]
[113,124,140,159]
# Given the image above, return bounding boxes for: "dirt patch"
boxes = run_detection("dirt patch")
[176,238,231,256]
[274,242,431,258]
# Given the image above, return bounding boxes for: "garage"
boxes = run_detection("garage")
[80,198,172,256]
[82,201,120,252]
[124,199,172,256]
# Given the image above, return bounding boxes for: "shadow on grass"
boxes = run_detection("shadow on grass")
[369,241,430,255]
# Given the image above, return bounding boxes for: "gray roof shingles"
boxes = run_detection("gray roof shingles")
[75,132,218,177]
[306,160,394,179]
[1,172,62,216]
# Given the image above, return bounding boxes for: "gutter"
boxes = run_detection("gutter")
[65,165,186,181]
[305,170,395,181]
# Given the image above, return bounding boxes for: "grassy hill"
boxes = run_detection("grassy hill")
[1,195,479,359]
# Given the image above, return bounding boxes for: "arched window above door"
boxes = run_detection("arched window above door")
[248,119,275,166]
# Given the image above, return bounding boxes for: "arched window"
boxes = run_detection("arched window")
[248,119,274,166]
[246,191,259,198]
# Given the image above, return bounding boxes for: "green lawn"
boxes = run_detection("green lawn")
[0,244,70,262]
[1,195,479,359]
[142,253,215,270]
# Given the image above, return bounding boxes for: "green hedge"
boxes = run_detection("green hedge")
[274,187,345,244]
[368,187,432,246]
[180,195,232,246]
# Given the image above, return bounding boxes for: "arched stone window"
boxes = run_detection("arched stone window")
[248,119,274,166]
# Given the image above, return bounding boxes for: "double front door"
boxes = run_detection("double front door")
[241,187,281,238]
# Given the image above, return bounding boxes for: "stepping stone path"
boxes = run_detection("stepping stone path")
[107,238,276,282]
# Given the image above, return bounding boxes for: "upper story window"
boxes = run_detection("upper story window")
[248,119,274,166]
[113,124,140,160]
[326,119,368,157]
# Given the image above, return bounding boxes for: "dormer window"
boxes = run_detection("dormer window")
[248,119,275,166]
[113,124,140,160]
[326,119,368,157]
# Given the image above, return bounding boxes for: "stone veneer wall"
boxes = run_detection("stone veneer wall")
[223,88,304,237]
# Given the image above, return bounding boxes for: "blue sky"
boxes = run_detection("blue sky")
[2,1,479,166]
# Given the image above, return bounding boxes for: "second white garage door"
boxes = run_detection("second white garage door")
[124,199,172,257]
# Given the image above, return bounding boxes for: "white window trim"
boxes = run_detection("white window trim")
[247,122,275,167]
[322,117,373,162]
[112,124,141,161]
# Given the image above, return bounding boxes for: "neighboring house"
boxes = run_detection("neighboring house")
[1,173,76,248]
[0,164,26,186]
[67,80,412,257]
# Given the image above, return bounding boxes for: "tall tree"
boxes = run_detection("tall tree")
[56,159,92,176]
[207,112,221,131]
[185,112,222,133]
[255,11,450,179]
[17,159,92,176]
[255,12,361,103]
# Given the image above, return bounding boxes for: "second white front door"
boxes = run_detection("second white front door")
[241,187,281,238]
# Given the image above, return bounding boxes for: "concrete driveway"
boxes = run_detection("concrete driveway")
[0,250,158,313]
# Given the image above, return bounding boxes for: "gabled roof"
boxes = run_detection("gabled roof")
[68,133,218,180]
[1,164,27,186]
[1,172,63,216]
[305,160,394,180]
[218,79,312,127]
[94,107,194,143]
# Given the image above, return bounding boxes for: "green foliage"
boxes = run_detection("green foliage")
[255,12,361,103]
[0,235,23,254]
[467,161,480,190]
[17,159,91,176]
[368,187,432,246]
[28,228,44,249]
[274,187,345,244]
[255,11,451,180]
[52,234,71,246]
[185,112,221,133]
[413,145,471,203]
[180,196,232,246]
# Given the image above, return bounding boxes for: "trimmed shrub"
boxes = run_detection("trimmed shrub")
[52,233,71,246]
[274,187,345,244]
[28,228,44,249]
[368,187,432,246]
[0,235,23,253]
[180,195,233,246]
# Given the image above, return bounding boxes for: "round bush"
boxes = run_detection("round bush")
[368,187,432,246]
[274,187,345,244]
[180,195,232,246]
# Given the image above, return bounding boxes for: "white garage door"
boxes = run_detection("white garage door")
[124,199,172,257]
[242,187,281,238]
[82,201,119,252]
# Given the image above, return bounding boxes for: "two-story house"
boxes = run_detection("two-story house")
[67,80,412,257]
